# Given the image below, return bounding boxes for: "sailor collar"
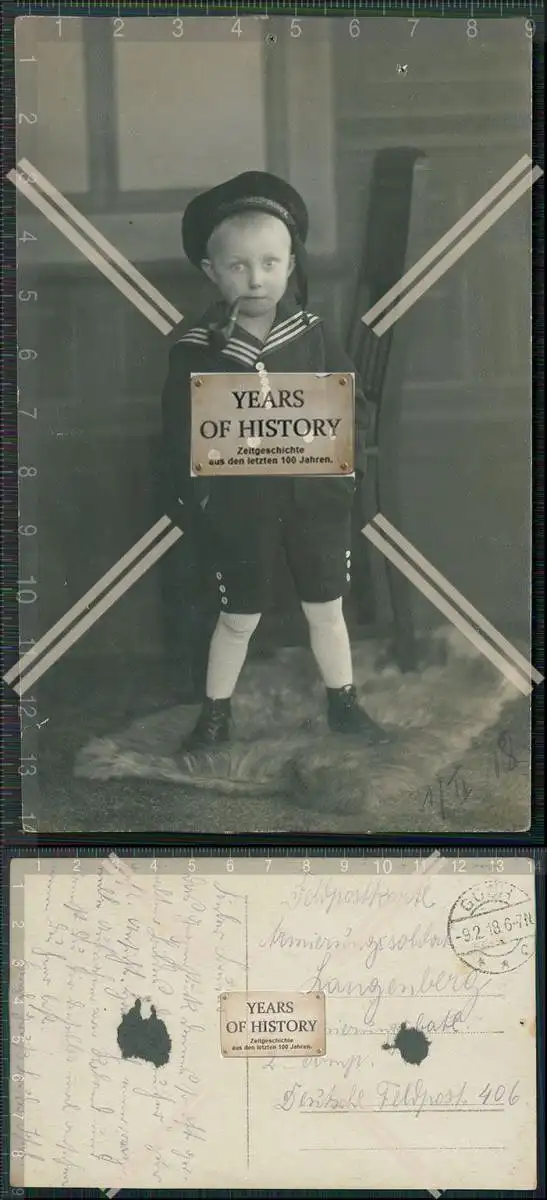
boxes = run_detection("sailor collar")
[175,300,322,368]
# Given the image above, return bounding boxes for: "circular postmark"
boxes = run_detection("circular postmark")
[448,880,535,974]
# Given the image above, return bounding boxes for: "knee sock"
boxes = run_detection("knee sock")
[205,611,262,700]
[301,597,353,689]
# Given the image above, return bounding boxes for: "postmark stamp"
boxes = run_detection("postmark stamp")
[220,990,326,1057]
[448,879,535,974]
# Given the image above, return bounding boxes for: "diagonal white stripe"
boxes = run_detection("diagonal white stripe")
[222,347,258,365]
[362,523,533,697]
[9,170,175,336]
[262,322,322,358]
[264,315,321,352]
[228,336,264,353]
[177,331,209,344]
[264,312,308,345]
[18,158,184,326]
[14,526,183,698]
[369,167,542,337]
[372,514,543,687]
[362,155,533,325]
[4,517,174,686]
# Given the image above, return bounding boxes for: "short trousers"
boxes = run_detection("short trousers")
[203,484,353,613]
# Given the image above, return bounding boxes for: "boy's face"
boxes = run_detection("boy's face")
[201,212,295,318]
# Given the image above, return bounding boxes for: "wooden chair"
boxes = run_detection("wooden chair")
[346,147,425,672]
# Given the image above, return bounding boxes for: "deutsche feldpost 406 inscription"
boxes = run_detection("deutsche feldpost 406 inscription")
[220,990,326,1058]
[190,372,355,477]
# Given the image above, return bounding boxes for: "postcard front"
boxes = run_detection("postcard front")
[11,14,538,838]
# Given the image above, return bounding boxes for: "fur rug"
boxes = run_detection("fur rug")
[74,626,529,819]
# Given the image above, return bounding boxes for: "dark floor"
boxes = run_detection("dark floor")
[21,648,533,836]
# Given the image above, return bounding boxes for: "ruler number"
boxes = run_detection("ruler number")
[524,19,535,38]
[408,18,419,36]
[453,858,466,873]
[302,858,311,873]
[18,231,37,244]
[466,19,478,38]
[265,859,272,872]
[290,19,302,37]
[349,19,360,37]
[231,18,242,38]
[18,290,37,302]
[340,859,349,873]
[113,18,125,38]
[226,858,234,873]
[73,858,80,873]
[18,112,37,125]
[172,18,184,38]
[18,389,37,418]
[17,580,37,603]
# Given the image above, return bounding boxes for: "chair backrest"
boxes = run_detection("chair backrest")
[345,148,426,421]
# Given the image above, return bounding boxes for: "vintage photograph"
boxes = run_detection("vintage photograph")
[11,13,537,833]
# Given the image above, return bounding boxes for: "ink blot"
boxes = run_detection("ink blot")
[117,998,172,1068]
[382,1022,430,1065]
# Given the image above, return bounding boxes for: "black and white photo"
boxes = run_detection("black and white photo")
[11,12,538,834]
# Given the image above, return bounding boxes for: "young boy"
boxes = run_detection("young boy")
[162,171,390,751]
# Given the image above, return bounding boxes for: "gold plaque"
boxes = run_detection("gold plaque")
[220,990,326,1058]
[190,372,355,477]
